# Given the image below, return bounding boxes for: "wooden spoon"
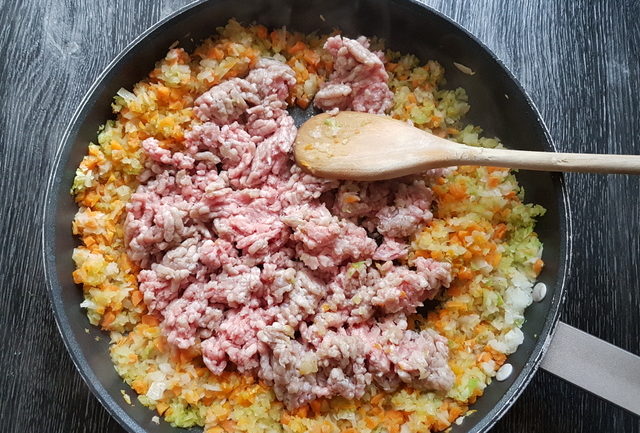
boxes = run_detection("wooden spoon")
[294,111,640,181]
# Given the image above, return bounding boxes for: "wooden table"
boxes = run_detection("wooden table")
[1,0,639,431]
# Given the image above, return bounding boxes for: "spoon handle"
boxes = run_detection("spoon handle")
[458,146,640,174]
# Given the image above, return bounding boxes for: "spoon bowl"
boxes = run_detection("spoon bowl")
[294,111,640,181]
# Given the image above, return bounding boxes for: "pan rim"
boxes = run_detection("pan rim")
[41,1,572,432]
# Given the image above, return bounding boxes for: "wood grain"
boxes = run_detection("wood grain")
[1,0,639,432]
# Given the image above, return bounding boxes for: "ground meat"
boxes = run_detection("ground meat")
[162,286,224,349]
[352,316,454,392]
[258,314,453,409]
[314,35,394,114]
[371,257,452,314]
[332,181,393,221]
[142,137,196,169]
[244,101,297,187]
[258,323,371,409]
[125,54,454,409]
[245,58,297,100]
[283,203,377,272]
[376,180,434,238]
[202,306,276,374]
[373,237,408,261]
[136,237,201,312]
[193,78,260,124]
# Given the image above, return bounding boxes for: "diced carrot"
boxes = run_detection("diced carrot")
[364,417,378,428]
[446,283,464,297]
[220,420,236,432]
[131,290,143,306]
[81,191,100,208]
[450,232,462,246]
[369,406,384,416]
[255,25,268,40]
[431,250,444,260]
[83,235,97,248]
[155,85,171,102]
[179,348,198,364]
[141,314,159,326]
[407,93,417,104]
[533,258,544,275]
[303,49,320,66]
[487,176,500,188]
[184,390,200,405]
[493,223,507,240]
[310,398,322,415]
[433,403,447,419]
[131,379,148,394]
[84,157,98,171]
[103,283,120,293]
[385,410,406,433]
[212,47,225,60]
[449,183,468,200]
[288,40,307,54]
[487,251,501,267]
[281,413,291,425]
[168,100,185,112]
[370,392,385,406]
[72,269,83,284]
[458,267,474,280]
[101,311,116,328]
[448,405,464,422]
[414,250,429,258]
[294,404,309,418]
[477,351,491,363]
[488,348,507,364]
[270,30,286,51]
[156,402,169,415]
[467,222,482,232]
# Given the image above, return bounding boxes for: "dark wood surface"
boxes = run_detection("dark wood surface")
[1,0,639,431]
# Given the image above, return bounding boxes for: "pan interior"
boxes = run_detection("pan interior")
[44,1,569,432]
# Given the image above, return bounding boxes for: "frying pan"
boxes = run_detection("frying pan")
[42,0,640,432]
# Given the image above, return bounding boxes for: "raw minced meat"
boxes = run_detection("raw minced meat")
[125,51,454,409]
[314,35,394,114]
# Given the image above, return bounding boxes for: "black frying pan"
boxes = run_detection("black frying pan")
[42,1,640,432]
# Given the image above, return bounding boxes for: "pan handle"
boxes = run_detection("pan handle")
[540,321,640,415]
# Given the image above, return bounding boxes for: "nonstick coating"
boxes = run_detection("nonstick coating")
[42,1,571,432]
